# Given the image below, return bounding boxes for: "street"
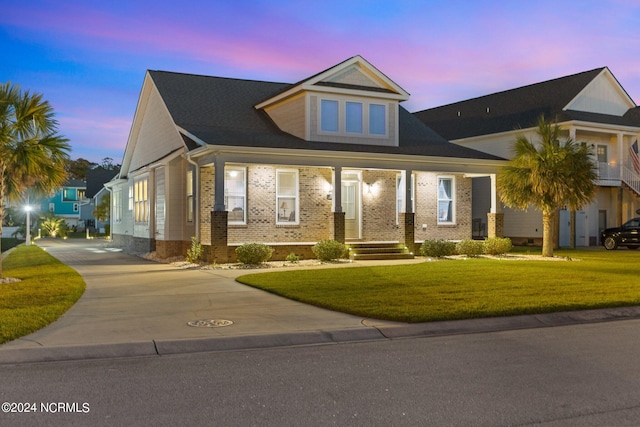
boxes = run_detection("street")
[2,319,640,426]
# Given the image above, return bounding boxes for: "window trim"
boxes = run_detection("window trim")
[134,177,149,224]
[437,176,456,225]
[318,97,388,138]
[113,188,123,224]
[225,166,247,225]
[276,168,299,225]
[186,169,194,223]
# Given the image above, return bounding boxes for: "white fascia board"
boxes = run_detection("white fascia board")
[103,178,127,189]
[187,144,505,171]
[569,120,640,135]
[255,55,409,109]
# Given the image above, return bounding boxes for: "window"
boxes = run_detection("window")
[225,167,246,224]
[396,172,415,224]
[63,188,77,201]
[113,189,123,223]
[320,100,339,132]
[186,170,194,222]
[597,145,607,163]
[369,104,386,135]
[437,177,455,224]
[134,178,149,223]
[128,185,133,211]
[319,98,387,137]
[276,169,298,224]
[346,102,363,133]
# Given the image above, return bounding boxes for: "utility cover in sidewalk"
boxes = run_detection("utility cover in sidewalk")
[187,319,233,328]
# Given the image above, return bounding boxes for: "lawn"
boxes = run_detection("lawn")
[236,249,640,323]
[0,245,86,344]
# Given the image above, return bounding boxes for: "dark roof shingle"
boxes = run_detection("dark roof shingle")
[413,67,640,140]
[148,70,502,161]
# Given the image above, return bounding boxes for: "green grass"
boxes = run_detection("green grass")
[237,249,640,323]
[0,246,86,344]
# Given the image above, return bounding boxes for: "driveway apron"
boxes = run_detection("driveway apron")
[1,239,372,350]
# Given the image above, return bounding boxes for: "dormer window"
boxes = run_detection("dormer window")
[346,102,363,133]
[319,97,387,137]
[320,100,339,132]
[369,104,386,135]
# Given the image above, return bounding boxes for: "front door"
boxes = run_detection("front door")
[341,172,361,239]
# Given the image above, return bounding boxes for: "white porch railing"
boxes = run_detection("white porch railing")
[595,162,621,186]
[622,165,640,197]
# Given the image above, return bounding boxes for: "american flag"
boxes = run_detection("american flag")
[630,140,640,174]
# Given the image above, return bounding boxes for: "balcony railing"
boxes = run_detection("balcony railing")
[622,166,640,197]
[595,162,621,186]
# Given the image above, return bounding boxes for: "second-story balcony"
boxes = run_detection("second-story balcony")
[595,162,621,186]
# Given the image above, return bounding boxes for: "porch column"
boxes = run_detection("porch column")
[210,156,229,263]
[617,133,624,226]
[332,166,345,243]
[487,173,504,238]
[400,170,415,251]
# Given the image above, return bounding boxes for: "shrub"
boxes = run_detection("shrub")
[312,240,347,261]
[456,239,484,257]
[186,237,203,263]
[483,237,513,256]
[286,252,300,263]
[236,243,274,264]
[420,239,457,257]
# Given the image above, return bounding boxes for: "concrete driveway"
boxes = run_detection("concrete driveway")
[2,238,640,364]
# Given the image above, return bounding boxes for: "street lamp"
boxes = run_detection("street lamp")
[25,205,32,246]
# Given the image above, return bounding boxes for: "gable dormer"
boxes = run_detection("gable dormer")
[255,56,409,147]
[564,67,636,116]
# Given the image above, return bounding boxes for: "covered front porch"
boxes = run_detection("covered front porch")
[187,147,503,263]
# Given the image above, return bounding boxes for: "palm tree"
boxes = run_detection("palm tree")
[0,82,70,278]
[497,117,597,257]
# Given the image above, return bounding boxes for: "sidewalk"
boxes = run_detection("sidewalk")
[2,239,640,364]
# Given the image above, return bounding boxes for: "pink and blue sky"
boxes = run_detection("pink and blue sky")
[2,0,639,163]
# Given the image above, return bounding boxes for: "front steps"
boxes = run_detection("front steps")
[347,242,414,261]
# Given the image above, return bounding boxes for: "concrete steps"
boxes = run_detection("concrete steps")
[347,243,414,261]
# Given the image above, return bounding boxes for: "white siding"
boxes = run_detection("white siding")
[155,167,165,240]
[566,73,632,116]
[128,87,183,172]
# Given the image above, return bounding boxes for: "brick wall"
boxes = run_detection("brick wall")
[198,165,473,253]
[414,172,472,242]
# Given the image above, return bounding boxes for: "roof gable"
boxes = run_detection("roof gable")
[255,55,409,110]
[415,67,640,140]
[565,68,635,116]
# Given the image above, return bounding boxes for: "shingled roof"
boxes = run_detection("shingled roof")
[148,70,502,161]
[414,67,640,140]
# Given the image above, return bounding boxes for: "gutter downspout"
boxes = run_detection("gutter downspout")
[186,152,200,241]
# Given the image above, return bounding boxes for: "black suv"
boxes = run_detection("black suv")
[601,217,640,250]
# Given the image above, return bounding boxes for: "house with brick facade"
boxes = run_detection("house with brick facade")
[415,67,640,247]
[106,56,504,261]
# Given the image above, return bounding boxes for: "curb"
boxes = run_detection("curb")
[2,307,640,365]
[0,328,387,365]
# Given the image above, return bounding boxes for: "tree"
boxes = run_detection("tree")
[497,117,597,257]
[66,158,97,180]
[0,82,70,277]
[94,193,110,223]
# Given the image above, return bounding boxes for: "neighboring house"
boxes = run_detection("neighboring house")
[415,67,640,246]
[81,166,120,233]
[39,179,87,229]
[106,56,504,261]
